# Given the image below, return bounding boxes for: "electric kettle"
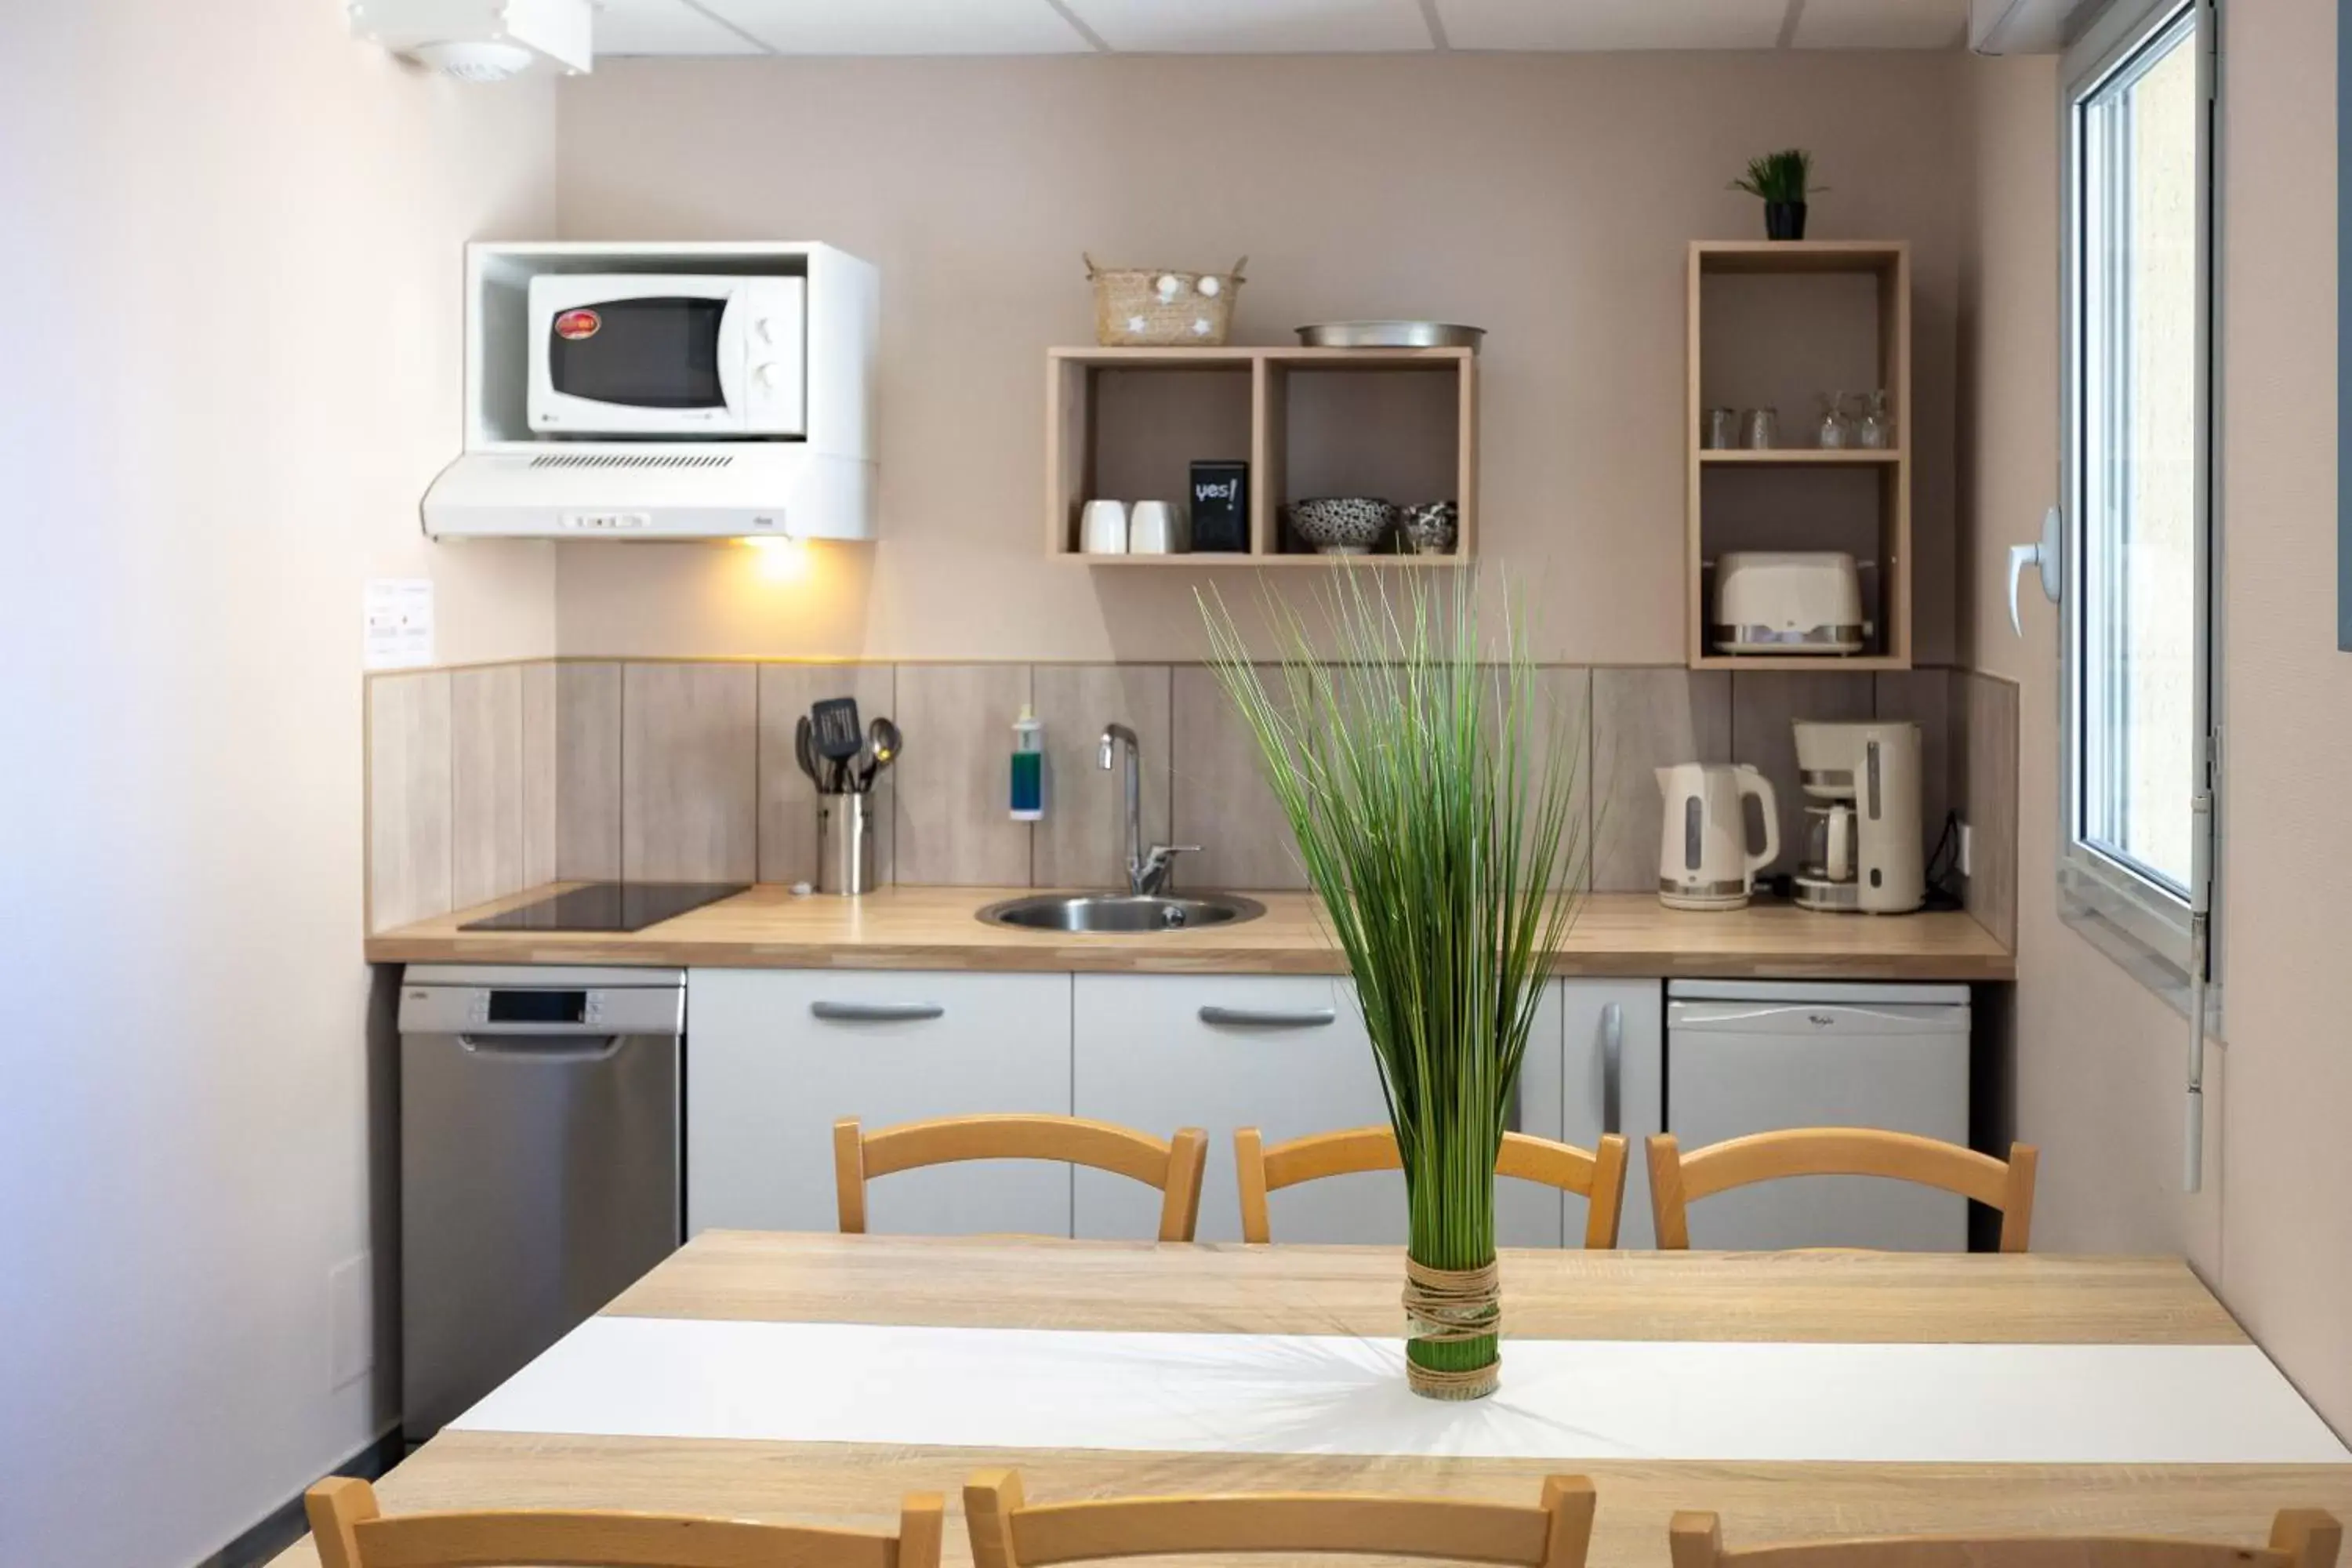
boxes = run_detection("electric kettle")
[1656,763,1780,910]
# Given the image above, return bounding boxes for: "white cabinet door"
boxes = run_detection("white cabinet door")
[687,970,1073,1240]
[1073,975,1566,1247]
[1506,983,1566,1247]
[1558,979,1664,1248]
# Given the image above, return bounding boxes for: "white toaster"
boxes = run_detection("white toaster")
[1714,551,1865,655]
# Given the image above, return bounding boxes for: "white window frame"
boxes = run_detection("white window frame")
[2057,0,2220,1018]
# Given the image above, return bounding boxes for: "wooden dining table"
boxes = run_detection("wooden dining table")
[267,1233,2352,1568]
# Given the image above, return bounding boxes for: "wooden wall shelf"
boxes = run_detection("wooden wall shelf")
[1686,241,1912,670]
[1699,448,1904,466]
[1045,346,1477,565]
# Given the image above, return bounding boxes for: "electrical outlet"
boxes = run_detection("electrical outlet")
[1957,821,1975,880]
[328,1252,373,1390]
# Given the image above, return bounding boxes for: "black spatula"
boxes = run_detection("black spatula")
[810,698,863,792]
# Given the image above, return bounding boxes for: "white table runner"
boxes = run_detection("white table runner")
[453,1317,2348,1465]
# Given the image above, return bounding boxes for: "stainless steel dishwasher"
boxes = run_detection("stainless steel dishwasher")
[398,964,684,1440]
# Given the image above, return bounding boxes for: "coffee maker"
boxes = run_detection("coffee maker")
[1791,721,1925,914]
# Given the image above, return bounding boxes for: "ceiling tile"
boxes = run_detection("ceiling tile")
[1435,0,1790,50]
[1792,0,1969,49]
[592,0,766,56]
[1064,0,1434,53]
[695,0,1094,55]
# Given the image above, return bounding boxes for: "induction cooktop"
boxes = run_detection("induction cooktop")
[459,881,750,933]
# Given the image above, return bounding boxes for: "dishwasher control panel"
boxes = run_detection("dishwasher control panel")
[397,967,684,1037]
[474,988,604,1026]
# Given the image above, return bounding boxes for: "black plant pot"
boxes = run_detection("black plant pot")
[1765,201,1809,241]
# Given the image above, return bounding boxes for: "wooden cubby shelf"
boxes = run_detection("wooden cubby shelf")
[1686,240,1913,670]
[1699,448,1904,466]
[1045,346,1477,565]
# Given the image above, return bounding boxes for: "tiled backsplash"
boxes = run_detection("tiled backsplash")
[367,660,2019,945]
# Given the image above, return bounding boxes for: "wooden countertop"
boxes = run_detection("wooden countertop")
[267,1235,2345,1568]
[366,884,2013,980]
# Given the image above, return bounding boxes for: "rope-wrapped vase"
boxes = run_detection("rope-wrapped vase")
[1402,1257,1501,1400]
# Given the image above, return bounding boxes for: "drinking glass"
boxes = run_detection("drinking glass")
[1857,390,1893,450]
[1740,408,1780,450]
[1702,408,1737,449]
[1816,391,1849,450]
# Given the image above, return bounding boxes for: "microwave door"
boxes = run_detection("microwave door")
[550,297,725,416]
[532,287,735,435]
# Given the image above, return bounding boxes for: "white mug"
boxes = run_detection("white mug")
[1080,499,1128,555]
[1128,500,1182,554]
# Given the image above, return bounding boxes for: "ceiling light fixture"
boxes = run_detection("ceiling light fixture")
[351,0,593,81]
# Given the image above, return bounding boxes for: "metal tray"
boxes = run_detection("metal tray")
[1294,321,1486,350]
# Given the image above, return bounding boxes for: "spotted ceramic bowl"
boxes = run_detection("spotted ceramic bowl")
[1285,497,1398,555]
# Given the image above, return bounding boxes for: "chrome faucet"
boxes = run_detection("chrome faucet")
[1100,723,1198,896]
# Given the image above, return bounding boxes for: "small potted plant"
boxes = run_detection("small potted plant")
[1733,149,1822,241]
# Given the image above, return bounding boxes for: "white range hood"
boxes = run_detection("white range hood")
[424,241,879,542]
[424,445,873,540]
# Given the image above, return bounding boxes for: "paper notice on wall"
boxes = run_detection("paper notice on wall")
[364,579,434,670]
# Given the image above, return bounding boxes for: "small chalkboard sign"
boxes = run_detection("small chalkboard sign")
[1191,461,1250,554]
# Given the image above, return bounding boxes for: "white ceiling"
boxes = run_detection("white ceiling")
[587,0,1973,57]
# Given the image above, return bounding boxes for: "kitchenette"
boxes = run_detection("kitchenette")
[355,192,2030,1448]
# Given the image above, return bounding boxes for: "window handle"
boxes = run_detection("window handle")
[2008,505,2063,637]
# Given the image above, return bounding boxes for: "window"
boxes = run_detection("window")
[2061,0,2216,997]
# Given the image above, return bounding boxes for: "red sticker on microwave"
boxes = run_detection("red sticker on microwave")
[554,309,601,340]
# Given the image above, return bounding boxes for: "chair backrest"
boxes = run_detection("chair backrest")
[835,1114,1210,1241]
[1645,1128,2038,1253]
[1233,1127,1629,1247]
[305,1476,946,1568]
[1668,1508,2341,1568]
[967,1468,1594,1568]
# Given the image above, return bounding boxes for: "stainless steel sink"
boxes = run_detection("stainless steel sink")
[977,891,1266,935]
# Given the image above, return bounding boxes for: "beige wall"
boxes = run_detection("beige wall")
[550,52,1967,663]
[1958,0,2347,1434]
[2207,0,2352,1439]
[0,2,556,1564]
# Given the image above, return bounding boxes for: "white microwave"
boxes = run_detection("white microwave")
[526,273,806,437]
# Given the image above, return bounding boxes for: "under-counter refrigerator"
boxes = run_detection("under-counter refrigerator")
[1666,979,1971,1251]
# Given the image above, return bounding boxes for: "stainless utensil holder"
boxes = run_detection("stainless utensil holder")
[817,793,877,896]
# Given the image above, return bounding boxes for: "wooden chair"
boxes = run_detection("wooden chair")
[1645,1128,2039,1253]
[1668,1508,2341,1568]
[967,1468,1595,1568]
[304,1475,945,1568]
[1234,1127,1631,1247]
[834,1113,1210,1242]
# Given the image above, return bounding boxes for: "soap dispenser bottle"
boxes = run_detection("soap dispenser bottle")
[1010,704,1044,822]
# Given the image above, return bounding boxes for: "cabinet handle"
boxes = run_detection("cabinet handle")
[1599,1002,1623,1138]
[811,1001,946,1024]
[1198,1005,1337,1029]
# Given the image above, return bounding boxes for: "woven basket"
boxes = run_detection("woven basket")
[1086,255,1247,347]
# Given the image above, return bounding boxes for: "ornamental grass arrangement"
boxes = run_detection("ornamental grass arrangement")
[1203,572,1586,1399]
